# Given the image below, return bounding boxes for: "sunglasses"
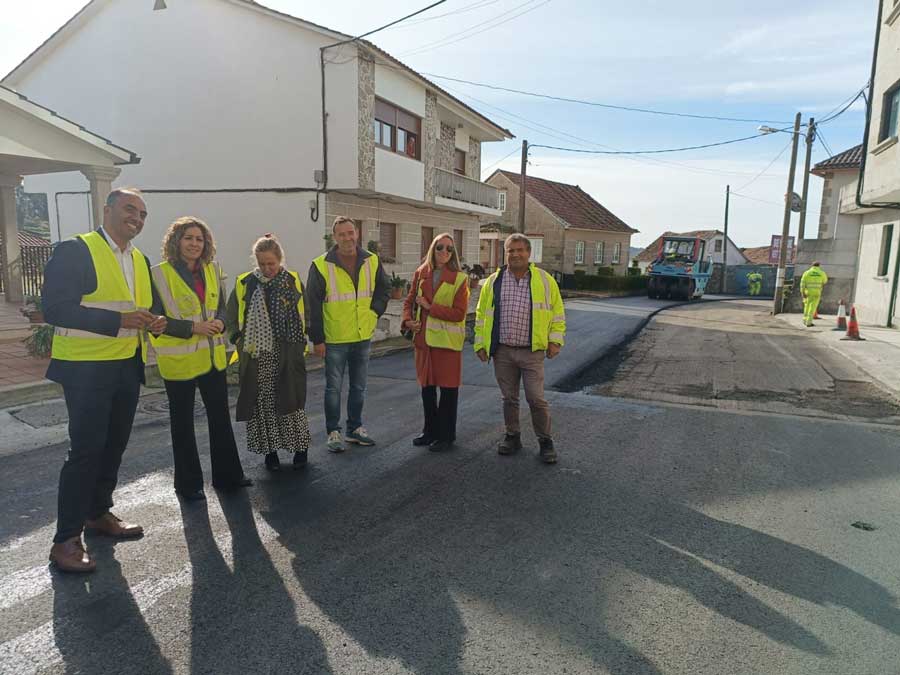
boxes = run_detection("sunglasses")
[435,244,454,253]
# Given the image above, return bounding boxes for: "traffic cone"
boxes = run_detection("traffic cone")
[833,299,847,331]
[841,305,866,341]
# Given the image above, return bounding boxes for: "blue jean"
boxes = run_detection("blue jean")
[324,340,371,433]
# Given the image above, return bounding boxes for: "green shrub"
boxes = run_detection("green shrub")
[596,266,615,277]
[571,274,648,292]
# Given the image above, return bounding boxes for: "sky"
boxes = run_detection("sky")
[0,0,879,248]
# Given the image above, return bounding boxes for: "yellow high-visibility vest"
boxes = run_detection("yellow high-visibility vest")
[473,264,566,356]
[423,270,468,352]
[51,231,151,362]
[150,261,227,380]
[312,253,379,344]
[800,266,828,292]
[230,270,307,364]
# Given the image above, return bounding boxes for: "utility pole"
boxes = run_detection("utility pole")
[722,184,730,294]
[517,139,528,234]
[773,112,802,315]
[797,117,816,241]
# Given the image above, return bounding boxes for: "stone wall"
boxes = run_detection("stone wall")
[423,91,438,201]
[467,138,481,180]
[357,53,375,191]
[438,122,455,172]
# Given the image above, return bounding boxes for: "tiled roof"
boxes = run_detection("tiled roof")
[634,230,726,262]
[740,245,773,265]
[492,170,636,234]
[811,144,862,176]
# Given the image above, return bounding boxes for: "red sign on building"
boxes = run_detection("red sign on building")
[768,235,795,265]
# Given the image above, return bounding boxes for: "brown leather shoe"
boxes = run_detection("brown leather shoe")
[84,512,144,539]
[49,538,96,573]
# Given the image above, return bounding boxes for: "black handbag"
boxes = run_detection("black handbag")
[402,278,423,340]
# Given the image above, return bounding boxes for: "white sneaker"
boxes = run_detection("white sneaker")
[327,430,345,453]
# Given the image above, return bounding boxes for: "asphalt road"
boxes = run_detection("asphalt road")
[2,297,898,675]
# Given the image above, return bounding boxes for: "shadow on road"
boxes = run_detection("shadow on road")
[51,538,172,675]
[180,493,332,675]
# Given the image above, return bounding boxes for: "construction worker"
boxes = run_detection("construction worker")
[800,261,828,327]
[746,271,763,296]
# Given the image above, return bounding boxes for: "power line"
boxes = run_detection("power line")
[481,145,522,174]
[735,137,793,192]
[381,0,506,29]
[818,85,867,125]
[422,73,794,125]
[445,83,787,180]
[400,0,552,57]
[816,127,835,158]
[331,0,450,45]
[530,132,772,156]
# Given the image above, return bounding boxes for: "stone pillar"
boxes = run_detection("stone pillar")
[0,174,23,302]
[80,166,121,231]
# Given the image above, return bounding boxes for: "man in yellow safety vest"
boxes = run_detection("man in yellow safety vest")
[42,188,167,573]
[306,216,390,452]
[800,261,828,327]
[474,233,566,464]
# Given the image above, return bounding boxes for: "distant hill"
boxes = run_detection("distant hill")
[629,247,642,260]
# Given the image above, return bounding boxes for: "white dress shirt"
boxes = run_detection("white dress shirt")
[100,226,135,298]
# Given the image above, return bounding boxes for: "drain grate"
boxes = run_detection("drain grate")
[138,397,206,417]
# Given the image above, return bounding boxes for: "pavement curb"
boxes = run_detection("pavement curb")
[0,338,415,410]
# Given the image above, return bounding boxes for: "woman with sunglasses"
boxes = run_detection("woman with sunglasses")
[402,232,470,451]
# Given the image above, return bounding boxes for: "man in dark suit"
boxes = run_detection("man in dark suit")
[43,187,166,573]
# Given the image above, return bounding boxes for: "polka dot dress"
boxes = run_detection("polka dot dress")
[246,351,311,454]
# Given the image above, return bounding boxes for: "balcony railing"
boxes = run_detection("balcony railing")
[434,168,499,211]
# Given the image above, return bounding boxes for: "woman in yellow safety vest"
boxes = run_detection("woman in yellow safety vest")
[401,232,470,452]
[151,217,251,501]
[225,234,311,471]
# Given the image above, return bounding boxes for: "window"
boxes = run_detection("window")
[498,191,507,211]
[574,241,585,264]
[375,99,421,160]
[421,226,435,260]
[612,242,621,264]
[453,149,466,175]
[454,229,464,259]
[594,241,604,264]
[881,85,900,142]
[714,239,723,253]
[379,222,397,262]
[530,237,543,263]
[878,224,894,277]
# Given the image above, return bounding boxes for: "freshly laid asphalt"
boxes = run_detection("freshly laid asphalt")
[1,296,898,675]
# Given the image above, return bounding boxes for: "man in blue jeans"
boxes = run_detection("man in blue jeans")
[306,217,390,452]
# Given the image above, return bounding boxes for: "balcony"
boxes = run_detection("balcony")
[434,168,501,215]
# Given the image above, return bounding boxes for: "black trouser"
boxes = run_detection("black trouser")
[55,361,141,543]
[164,368,244,493]
[421,386,459,442]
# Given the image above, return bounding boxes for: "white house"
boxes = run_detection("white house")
[844,0,900,327]
[3,0,512,287]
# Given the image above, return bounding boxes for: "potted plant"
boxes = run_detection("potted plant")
[323,232,334,252]
[367,239,380,255]
[389,272,407,300]
[24,323,54,358]
[20,295,44,323]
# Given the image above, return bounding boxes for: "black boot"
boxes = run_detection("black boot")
[292,451,308,470]
[264,452,281,472]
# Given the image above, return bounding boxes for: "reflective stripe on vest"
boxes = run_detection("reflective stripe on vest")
[51,231,151,362]
[473,264,565,354]
[424,271,467,351]
[150,261,227,380]
[312,254,379,344]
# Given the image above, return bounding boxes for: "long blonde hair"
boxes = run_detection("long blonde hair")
[419,232,461,273]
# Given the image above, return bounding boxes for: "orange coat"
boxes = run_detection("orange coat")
[402,266,470,388]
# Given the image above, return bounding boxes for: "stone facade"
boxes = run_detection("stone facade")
[423,91,439,201]
[466,137,481,181]
[438,122,455,172]
[357,52,375,191]
[485,172,634,275]
[325,192,482,280]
